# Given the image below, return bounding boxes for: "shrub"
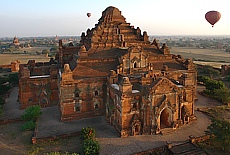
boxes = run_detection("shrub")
[82,139,100,155]
[21,120,36,131]
[81,127,99,155]
[21,105,42,121]
[81,127,96,140]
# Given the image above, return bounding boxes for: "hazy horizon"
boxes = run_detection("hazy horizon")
[2,34,230,39]
[1,0,230,37]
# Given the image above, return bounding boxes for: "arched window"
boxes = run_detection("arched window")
[133,102,137,109]
[75,92,79,98]
[134,62,137,68]
[75,102,80,112]
[95,90,99,96]
[95,104,99,109]
[123,41,126,47]
[76,106,80,111]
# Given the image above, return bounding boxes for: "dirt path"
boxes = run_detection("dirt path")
[0,87,28,155]
[195,85,222,109]
[0,140,27,155]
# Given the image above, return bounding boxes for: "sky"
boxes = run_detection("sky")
[0,0,230,37]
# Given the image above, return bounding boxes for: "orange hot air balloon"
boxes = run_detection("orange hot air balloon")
[205,11,221,27]
[87,13,91,17]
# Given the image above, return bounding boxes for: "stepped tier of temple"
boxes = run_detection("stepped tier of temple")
[80,6,150,53]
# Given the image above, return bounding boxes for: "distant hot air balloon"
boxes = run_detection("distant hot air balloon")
[87,13,91,17]
[205,11,221,27]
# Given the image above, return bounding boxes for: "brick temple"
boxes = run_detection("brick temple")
[18,6,197,137]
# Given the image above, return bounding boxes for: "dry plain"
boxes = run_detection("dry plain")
[171,47,230,68]
[0,54,50,65]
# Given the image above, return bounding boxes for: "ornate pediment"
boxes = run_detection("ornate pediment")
[131,56,141,63]
[150,77,178,94]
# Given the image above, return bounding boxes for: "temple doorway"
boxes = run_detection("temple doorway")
[181,105,190,124]
[95,104,99,109]
[40,98,48,107]
[134,62,137,68]
[131,114,141,136]
[132,123,140,136]
[160,108,172,129]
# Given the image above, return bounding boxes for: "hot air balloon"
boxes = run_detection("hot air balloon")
[87,13,91,17]
[205,11,221,27]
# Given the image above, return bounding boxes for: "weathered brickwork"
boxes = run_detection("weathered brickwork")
[18,6,197,137]
[18,60,59,109]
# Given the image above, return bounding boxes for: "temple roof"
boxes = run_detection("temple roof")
[97,6,126,25]
[72,64,116,78]
[80,6,150,52]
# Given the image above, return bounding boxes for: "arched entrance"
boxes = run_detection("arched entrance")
[160,108,172,129]
[181,105,190,124]
[133,62,137,68]
[132,123,140,136]
[95,104,99,109]
[39,98,48,108]
[131,114,141,136]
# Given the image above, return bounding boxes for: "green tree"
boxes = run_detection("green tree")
[205,79,225,91]
[9,73,19,85]
[0,84,10,95]
[199,75,226,91]
[213,89,230,103]
[83,139,100,155]
[197,75,210,84]
[20,105,42,121]
[207,118,230,151]
[21,120,36,131]
[199,65,220,78]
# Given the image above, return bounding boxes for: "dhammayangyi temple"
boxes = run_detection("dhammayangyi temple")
[18,6,197,137]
